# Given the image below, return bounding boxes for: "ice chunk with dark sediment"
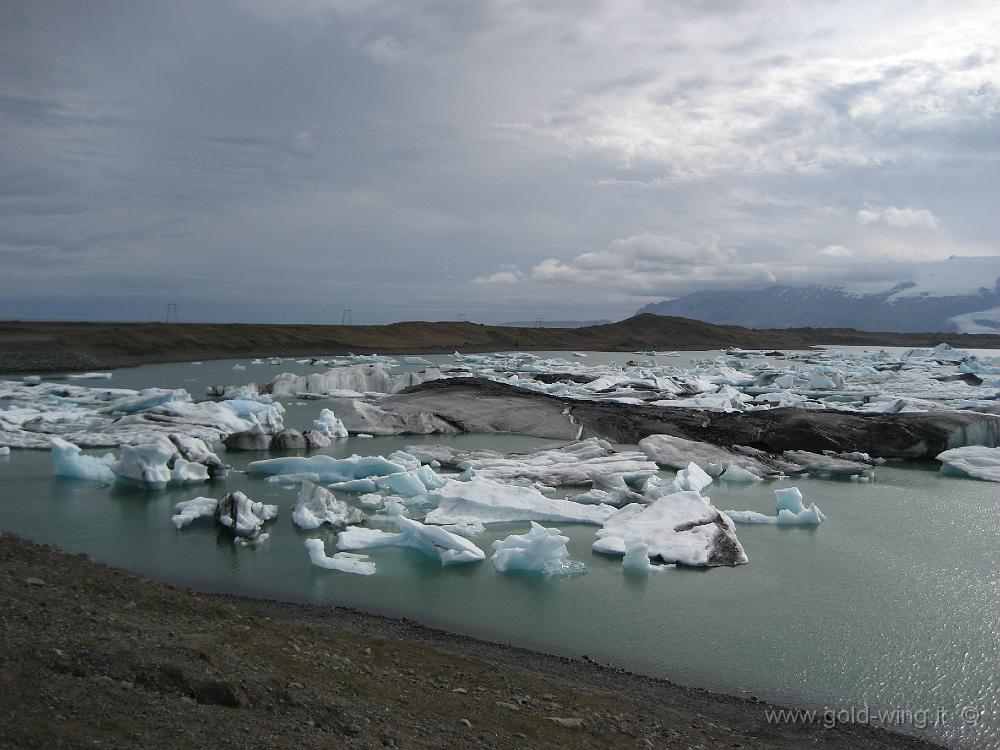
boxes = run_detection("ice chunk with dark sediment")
[638,434,769,477]
[214,491,277,538]
[594,491,747,567]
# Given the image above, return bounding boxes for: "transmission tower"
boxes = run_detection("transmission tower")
[341,308,353,325]
[165,303,179,323]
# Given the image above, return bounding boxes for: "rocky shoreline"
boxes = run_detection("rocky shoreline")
[0,533,939,749]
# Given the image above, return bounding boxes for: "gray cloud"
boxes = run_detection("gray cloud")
[1,0,998,323]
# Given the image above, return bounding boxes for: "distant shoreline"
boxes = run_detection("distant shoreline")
[2,314,999,373]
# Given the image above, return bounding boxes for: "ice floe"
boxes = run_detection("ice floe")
[724,487,827,525]
[423,478,616,526]
[936,446,1000,482]
[337,515,486,565]
[304,539,376,575]
[405,438,658,487]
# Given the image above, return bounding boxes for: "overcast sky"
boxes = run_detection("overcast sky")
[2,0,998,323]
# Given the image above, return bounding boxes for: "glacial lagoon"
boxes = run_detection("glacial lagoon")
[1,351,999,749]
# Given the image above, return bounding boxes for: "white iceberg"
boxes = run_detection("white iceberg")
[406,438,657,487]
[936,446,1000,482]
[594,491,748,567]
[214,491,277,538]
[171,497,219,529]
[305,539,376,575]
[622,536,669,573]
[292,481,364,529]
[719,463,764,483]
[490,522,585,575]
[423,478,616,526]
[313,408,349,439]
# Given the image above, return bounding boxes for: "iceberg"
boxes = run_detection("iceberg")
[214,491,277,538]
[724,487,827,525]
[304,539,376,575]
[336,515,486,565]
[594,491,748,567]
[622,536,669,573]
[936,446,1000,482]
[112,435,211,488]
[405,438,658,487]
[719,463,764,483]
[423,478,616,526]
[292,481,365,529]
[638,434,769,477]
[490,522,585,575]
[247,453,407,483]
[269,364,438,397]
[675,461,713,493]
[313,408,349,439]
[50,437,115,483]
[171,497,218,529]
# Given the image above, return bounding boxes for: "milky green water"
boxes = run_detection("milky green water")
[1,354,997,749]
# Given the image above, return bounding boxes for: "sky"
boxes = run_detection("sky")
[1,0,998,324]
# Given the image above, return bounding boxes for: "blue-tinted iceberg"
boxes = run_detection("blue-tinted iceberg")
[724,487,827,525]
[50,437,115,483]
[336,515,485,565]
[490,522,585,575]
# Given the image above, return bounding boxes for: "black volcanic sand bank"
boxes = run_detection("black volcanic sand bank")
[0,533,939,750]
[2,314,1000,372]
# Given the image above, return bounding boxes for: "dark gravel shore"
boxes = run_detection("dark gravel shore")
[2,315,999,373]
[0,533,939,749]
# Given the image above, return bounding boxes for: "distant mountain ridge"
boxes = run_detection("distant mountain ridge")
[638,257,1000,333]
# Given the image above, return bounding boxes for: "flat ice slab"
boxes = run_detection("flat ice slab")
[937,446,1000,482]
[423,478,616,526]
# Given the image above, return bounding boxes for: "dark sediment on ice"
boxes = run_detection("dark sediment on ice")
[385,378,1000,457]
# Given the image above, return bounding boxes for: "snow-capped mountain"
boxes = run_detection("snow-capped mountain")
[638,256,1000,333]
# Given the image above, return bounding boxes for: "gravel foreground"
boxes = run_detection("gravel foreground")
[0,533,939,750]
